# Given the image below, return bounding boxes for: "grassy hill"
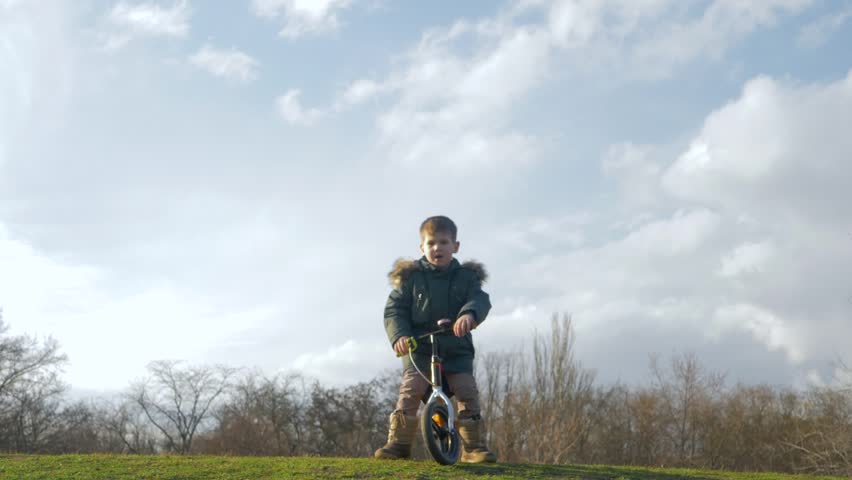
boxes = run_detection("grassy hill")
[0,455,845,480]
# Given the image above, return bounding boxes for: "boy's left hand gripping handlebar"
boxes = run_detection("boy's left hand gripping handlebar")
[396,337,418,357]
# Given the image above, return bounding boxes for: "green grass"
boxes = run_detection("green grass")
[0,455,845,480]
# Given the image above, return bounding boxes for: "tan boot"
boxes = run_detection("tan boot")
[457,417,497,463]
[374,412,418,459]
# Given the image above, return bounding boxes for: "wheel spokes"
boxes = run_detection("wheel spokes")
[430,416,451,450]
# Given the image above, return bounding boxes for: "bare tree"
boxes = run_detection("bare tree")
[0,310,68,402]
[481,350,518,460]
[197,370,308,456]
[782,361,852,476]
[480,348,531,463]
[7,301,852,473]
[0,311,69,452]
[629,387,666,465]
[529,314,596,464]
[94,397,159,454]
[479,314,594,464]
[651,352,724,466]
[129,360,235,453]
[304,379,392,457]
[712,384,795,472]
[579,383,631,465]
[43,400,101,454]
[0,370,65,452]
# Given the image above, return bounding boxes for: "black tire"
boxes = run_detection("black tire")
[421,401,460,465]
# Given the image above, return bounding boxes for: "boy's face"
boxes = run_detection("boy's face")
[420,231,459,269]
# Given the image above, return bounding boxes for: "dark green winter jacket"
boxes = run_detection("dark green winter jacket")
[383,256,491,375]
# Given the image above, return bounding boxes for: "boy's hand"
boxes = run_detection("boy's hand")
[453,313,477,337]
[394,336,411,356]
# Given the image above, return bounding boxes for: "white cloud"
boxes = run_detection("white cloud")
[336,78,393,109]
[371,24,551,169]
[4,0,845,393]
[189,45,259,83]
[718,241,774,277]
[276,89,324,126]
[0,6,28,166]
[620,209,721,257]
[488,202,814,384]
[833,364,852,387]
[0,225,104,322]
[711,303,804,364]
[101,0,190,50]
[630,0,814,78]
[603,143,665,208]
[496,213,592,253]
[252,0,353,38]
[289,339,394,386]
[661,71,852,224]
[108,0,189,36]
[797,6,852,48]
[542,0,814,79]
[473,301,541,352]
[0,0,73,166]
[335,0,814,171]
[657,71,852,372]
[473,68,852,386]
[0,224,276,390]
[513,208,724,306]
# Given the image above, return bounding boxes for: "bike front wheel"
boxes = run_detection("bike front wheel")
[421,401,460,465]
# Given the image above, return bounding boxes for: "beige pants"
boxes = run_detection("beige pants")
[394,369,481,419]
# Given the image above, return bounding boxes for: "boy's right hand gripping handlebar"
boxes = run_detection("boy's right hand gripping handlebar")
[396,337,418,357]
[395,319,453,357]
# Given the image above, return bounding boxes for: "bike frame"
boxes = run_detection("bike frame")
[404,322,457,431]
[400,320,461,465]
[424,331,455,431]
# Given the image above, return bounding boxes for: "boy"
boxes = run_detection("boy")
[374,215,496,463]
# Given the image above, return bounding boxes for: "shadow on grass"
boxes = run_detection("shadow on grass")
[455,463,717,480]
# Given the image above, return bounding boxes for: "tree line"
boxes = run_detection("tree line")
[1,311,850,476]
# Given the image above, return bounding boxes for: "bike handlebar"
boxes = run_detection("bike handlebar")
[395,320,454,357]
[417,320,453,339]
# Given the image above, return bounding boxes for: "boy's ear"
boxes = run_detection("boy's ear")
[419,242,426,254]
[453,241,460,253]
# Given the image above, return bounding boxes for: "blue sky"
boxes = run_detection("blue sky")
[2,0,852,394]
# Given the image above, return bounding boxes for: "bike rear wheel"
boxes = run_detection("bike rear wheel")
[420,401,460,465]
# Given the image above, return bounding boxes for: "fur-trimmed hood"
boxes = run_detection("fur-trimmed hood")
[387,257,488,289]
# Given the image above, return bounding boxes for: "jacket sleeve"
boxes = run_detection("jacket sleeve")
[458,273,491,325]
[384,278,414,347]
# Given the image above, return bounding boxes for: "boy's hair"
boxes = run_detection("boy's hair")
[420,215,458,240]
